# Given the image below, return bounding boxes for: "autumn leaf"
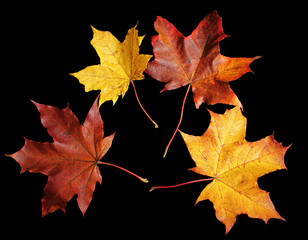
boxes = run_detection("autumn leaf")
[145,11,259,157]
[71,25,157,127]
[178,107,289,233]
[145,11,259,108]
[7,97,147,216]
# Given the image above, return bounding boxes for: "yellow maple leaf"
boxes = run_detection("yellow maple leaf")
[179,107,289,234]
[71,25,152,107]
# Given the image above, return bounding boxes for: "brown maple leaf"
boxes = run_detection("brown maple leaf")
[7,97,147,216]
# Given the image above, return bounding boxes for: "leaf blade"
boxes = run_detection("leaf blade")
[72,25,152,106]
[180,107,289,233]
[8,97,115,216]
[146,11,259,108]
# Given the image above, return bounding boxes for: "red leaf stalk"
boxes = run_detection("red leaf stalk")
[131,80,158,128]
[150,178,213,192]
[163,84,191,158]
[98,161,149,183]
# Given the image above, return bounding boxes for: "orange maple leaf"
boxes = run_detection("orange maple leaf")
[178,107,289,233]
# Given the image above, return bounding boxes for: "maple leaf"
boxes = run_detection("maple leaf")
[178,107,289,233]
[71,25,157,127]
[145,11,259,108]
[145,11,259,157]
[7,97,147,216]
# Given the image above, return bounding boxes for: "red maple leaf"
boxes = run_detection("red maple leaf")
[7,97,147,216]
[145,11,259,108]
[145,11,259,157]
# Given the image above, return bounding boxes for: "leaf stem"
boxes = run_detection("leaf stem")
[163,84,191,158]
[98,161,149,183]
[130,80,158,128]
[150,178,213,192]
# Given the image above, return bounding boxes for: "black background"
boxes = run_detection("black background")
[0,1,304,239]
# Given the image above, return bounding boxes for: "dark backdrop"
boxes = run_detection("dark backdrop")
[0,2,304,239]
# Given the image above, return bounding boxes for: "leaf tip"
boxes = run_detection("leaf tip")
[30,99,46,112]
[30,99,38,106]
[254,55,262,60]
[155,16,164,22]
[90,25,97,32]
[68,72,76,78]
[134,20,139,29]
